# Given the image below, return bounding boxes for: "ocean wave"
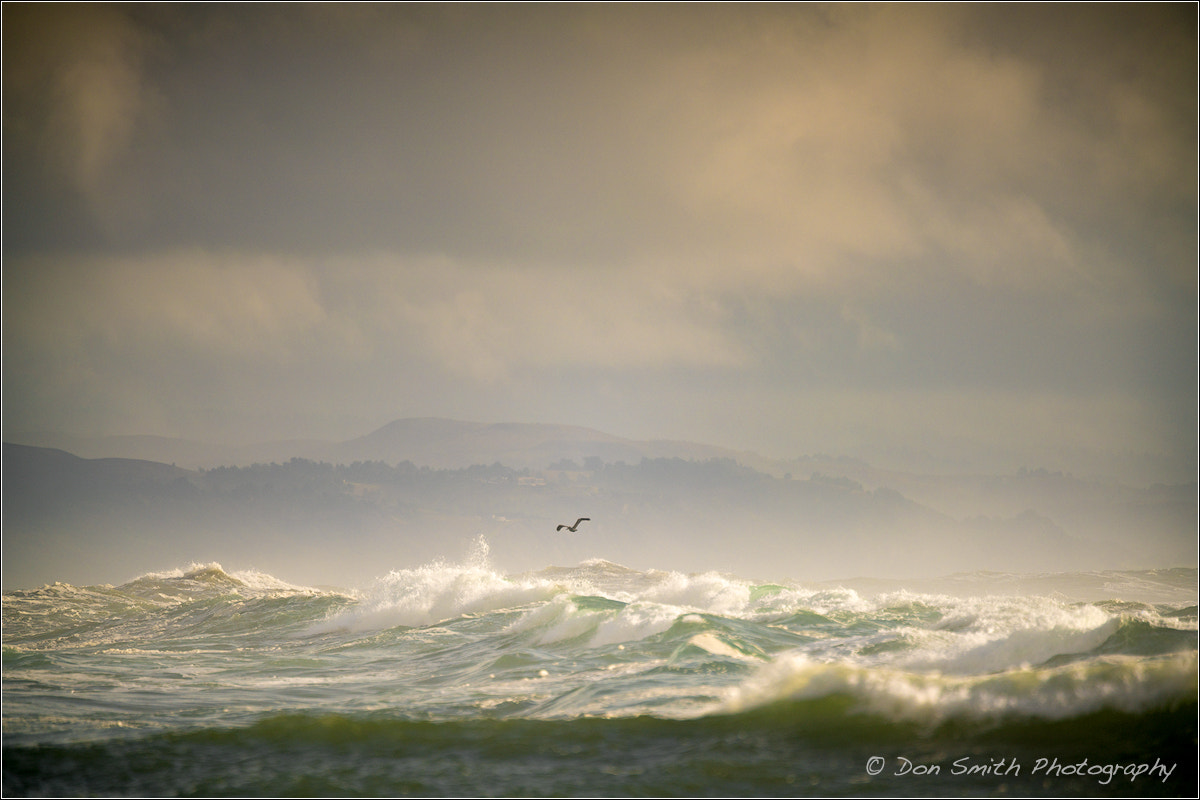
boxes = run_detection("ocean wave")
[720,650,1199,726]
[4,547,1197,800]
[7,554,1195,660]
[309,543,562,633]
[6,700,1196,799]
[2,562,349,650]
[120,561,329,600]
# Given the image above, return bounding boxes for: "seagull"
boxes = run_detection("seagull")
[556,517,590,532]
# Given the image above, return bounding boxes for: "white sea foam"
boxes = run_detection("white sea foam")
[638,571,752,616]
[311,539,559,633]
[883,593,1122,674]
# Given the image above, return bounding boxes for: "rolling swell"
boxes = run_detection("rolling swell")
[5,700,1195,798]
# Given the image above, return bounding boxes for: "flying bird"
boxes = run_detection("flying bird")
[556,518,590,532]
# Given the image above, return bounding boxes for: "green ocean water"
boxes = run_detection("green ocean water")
[3,545,1196,797]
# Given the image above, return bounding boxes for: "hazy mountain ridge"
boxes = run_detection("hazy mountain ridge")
[4,423,1193,590]
[10,418,772,473]
[3,444,195,512]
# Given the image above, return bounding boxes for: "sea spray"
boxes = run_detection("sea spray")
[309,536,559,633]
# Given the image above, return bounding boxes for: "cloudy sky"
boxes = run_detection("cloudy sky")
[3,4,1196,482]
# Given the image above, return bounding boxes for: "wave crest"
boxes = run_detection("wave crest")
[722,650,1199,725]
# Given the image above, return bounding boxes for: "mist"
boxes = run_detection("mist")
[4,419,1193,591]
[3,5,1196,589]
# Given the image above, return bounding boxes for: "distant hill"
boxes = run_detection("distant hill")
[4,439,1193,591]
[325,418,783,472]
[5,432,331,470]
[9,418,777,473]
[4,419,1194,590]
[2,443,195,512]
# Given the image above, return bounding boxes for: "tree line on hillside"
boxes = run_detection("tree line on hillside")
[6,447,902,529]
[7,444,1179,587]
[193,456,882,507]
